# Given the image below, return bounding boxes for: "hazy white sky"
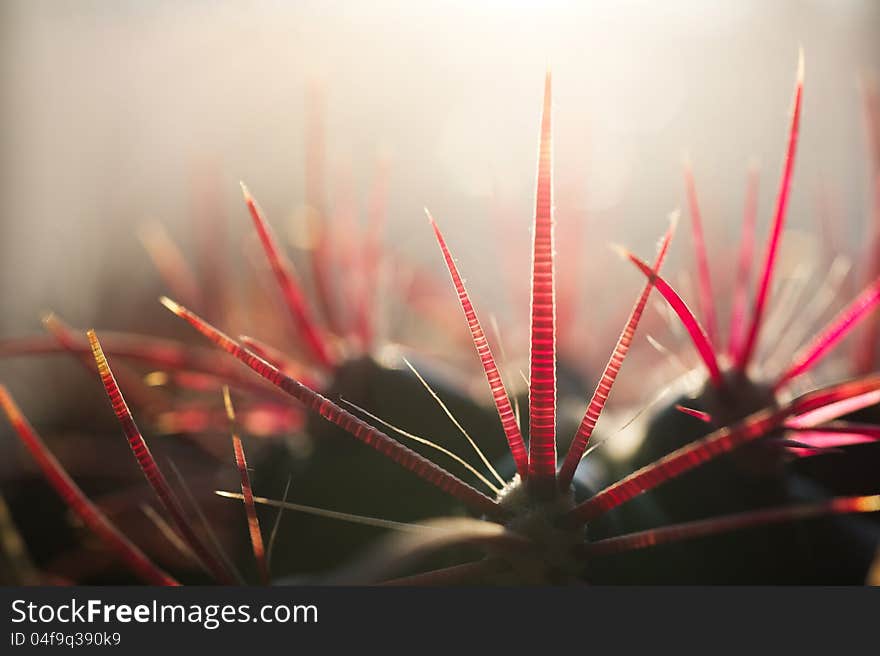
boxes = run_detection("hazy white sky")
[1,0,878,335]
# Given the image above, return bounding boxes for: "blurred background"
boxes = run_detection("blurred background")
[0,0,879,583]
[2,0,879,331]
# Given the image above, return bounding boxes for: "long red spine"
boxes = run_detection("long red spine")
[88,331,235,584]
[736,52,805,371]
[775,276,880,390]
[240,183,335,369]
[625,252,724,388]
[427,210,528,479]
[161,297,505,519]
[564,375,880,526]
[584,495,880,557]
[557,219,676,488]
[527,71,558,495]
[566,408,782,526]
